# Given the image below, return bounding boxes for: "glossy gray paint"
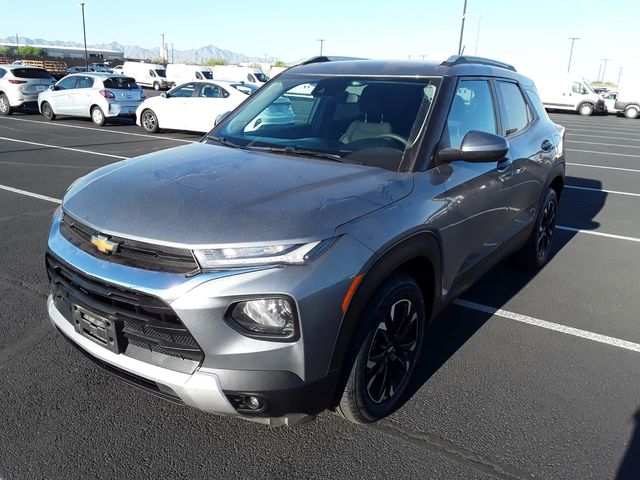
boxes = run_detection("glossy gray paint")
[47,58,566,421]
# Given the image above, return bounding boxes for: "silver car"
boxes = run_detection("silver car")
[0,65,55,115]
[46,56,565,426]
[37,73,145,125]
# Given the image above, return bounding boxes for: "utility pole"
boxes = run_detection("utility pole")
[597,62,602,83]
[78,3,89,70]
[420,55,426,60]
[316,39,325,56]
[566,37,580,73]
[160,33,165,63]
[171,43,174,63]
[601,58,611,83]
[617,66,623,87]
[15,33,19,47]
[474,14,482,55]
[457,0,468,55]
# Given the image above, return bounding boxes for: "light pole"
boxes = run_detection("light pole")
[566,37,580,73]
[617,66,623,87]
[78,3,89,70]
[600,58,611,83]
[474,14,482,55]
[160,33,165,63]
[457,0,468,55]
[316,39,325,56]
[171,43,174,63]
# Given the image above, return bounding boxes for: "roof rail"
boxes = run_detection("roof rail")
[441,55,516,72]
[297,55,368,66]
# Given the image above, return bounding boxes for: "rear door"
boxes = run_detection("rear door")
[436,78,512,290]
[70,75,95,115]
[50,76,78,114]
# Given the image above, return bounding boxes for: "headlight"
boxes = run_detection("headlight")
[194,239,333,269]
[229,298,296,338]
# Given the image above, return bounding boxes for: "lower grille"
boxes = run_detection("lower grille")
[47,253,204,363]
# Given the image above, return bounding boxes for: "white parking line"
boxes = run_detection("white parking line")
[566,140,640,149]
[567,133,640,143]
[0,160,94,169]
[567,163,640,173]
[569,149,640,159]
[563,128,640,138]
[454,299,640,353]
[0,136,127,159]
[557,226,640,243]
[0,116,195,143]
[0,184,61,204]
[566,185,640,198]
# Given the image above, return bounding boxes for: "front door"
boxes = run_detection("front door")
[51,76,78,114]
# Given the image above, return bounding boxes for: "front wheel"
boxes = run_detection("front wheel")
[625,106,639,119]
[140,109,159,133]
[153,82,160,91]
[336,272,426,424]
[579,103,594,116]
[91,106,106,126]
[41,102,56,121]
[0,93,12,116]
[516,188,558,269]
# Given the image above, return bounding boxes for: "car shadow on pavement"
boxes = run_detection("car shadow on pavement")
[399,175,607,409]
[616,409,640,479]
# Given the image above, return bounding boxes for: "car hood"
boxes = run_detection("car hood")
[63,143,413,247]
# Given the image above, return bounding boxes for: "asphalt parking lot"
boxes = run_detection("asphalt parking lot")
[0,109,639,480]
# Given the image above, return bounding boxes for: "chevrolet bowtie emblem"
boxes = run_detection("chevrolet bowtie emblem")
[90,235,119,254]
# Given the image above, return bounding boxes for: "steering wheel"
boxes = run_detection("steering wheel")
[374,133,409,147]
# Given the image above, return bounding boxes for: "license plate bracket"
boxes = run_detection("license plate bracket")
[73,305,120,354]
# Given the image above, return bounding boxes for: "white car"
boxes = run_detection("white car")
[136,80,249,133]
[0,65,56,115]
[37,73,145,126]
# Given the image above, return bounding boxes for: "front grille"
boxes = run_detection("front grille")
[47,253,204,363]
[59,212,199,274]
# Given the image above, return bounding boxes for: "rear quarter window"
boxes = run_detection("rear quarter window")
[495,81,530,136]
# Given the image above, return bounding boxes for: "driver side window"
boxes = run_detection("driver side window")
[57,76,78,90]
[170,83,196,98]
[149,70,156,78]
[572,82,583,94]
[442,80,496,150]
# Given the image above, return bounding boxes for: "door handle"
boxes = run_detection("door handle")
[541,139,553,152]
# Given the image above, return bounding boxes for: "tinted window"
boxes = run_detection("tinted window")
[202,71,213,79]
[102,77,139,90]
[76,76,94,89]
[195,72,203,80]
[0,68,6,79]
[11,68,54,80]
[199,84,224,98]
[170,83,195,97]
[57,76,78,90]
[495,81,529,136]
[525,89,548,120]
[255,73,268,82]
[247,74,256,82]
[155,69,166,78]
[442,80,496,150]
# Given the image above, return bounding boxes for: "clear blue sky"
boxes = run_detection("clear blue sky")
[3,0,640,81]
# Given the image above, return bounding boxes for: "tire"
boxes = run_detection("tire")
[336,272,426,424]
[0,93,12,116]
[578,103,594,116]
[41,102,56,121]
[140,109,159,133]
[516,188,558,269]
[91,106,105,126]
[625,106,639,119]
[153,82,160,91]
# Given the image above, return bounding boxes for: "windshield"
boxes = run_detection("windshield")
[11,68,54,80]
[103,77,139,90]
[201,70,213,79]
[255,72,268,82]
[154,69,166,78]
[211,75,439,171]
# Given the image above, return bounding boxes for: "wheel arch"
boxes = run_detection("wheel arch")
[328,229,443,380]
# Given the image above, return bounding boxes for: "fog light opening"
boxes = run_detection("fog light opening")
[226,393,267,414]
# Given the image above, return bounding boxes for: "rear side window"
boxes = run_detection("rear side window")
[76,76,94,89]
[442,80,496,150]
[495,81,529,136]
[103,77,138,90]
[11,68,54,80]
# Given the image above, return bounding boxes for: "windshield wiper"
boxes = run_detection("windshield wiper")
[245,145,346,163]
[206,135,245,150]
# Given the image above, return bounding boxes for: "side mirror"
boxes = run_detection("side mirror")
[437,130,509,163]
[581,88,588,95]
[160,92,168,98]
[214,111,231,126]
[49,85,56,91]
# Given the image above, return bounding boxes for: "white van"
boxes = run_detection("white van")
[122,62,171,90]
[211,66,268,88]
[166,64,214,85]
[534,73,606,116]
[602,76,640,119]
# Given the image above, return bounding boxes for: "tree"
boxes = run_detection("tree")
[15,46,45,57]
[203,58,228,66]
[274,60,287,68]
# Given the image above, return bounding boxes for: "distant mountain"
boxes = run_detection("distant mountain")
[0,36,274,64]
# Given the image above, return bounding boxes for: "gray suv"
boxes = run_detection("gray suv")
[46,56,565,426]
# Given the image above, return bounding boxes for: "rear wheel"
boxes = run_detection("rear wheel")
[0,93,12,116]
[516,188,558,269]
[91,106,105,126]
[140,109,159,133]
[41,102,56,121]
[625,106,639,119]
[336,272,426,424]
[578,103,594,116]
[153,82,160,91]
